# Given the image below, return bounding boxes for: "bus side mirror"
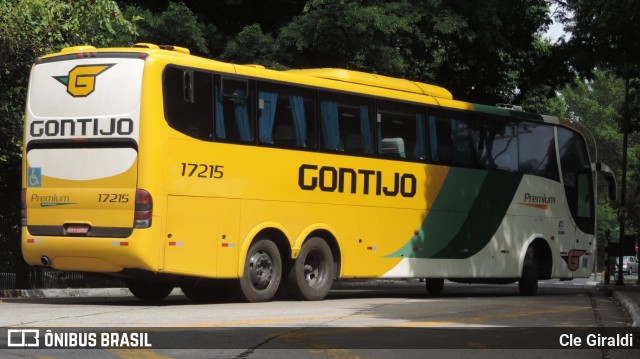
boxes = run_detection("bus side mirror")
[594,162,616,201]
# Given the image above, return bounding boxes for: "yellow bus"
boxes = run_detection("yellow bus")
[21,44,614,302]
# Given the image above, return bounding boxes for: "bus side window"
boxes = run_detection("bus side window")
[429,113,476,166]
[257,82,316,149]
[216,78,253,142]
[558,126,593,233]
[163,66,214,140]
[377,101,425,160]
[518,122,559,180]
[320,92,373,155]
[478,119,518,172]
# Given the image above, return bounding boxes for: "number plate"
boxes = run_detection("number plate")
[65,224,91,235]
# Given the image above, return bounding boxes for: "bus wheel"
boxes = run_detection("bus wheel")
[287,237,334,301]
[238,238,282,302]
[425,278,444,296]
[127,280,174,302]
[519,246,538,296]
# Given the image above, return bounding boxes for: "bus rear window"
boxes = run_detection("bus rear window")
[27,147,137,181]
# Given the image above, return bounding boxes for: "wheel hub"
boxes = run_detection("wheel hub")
[249,250,273,290]
[303,251,323,287]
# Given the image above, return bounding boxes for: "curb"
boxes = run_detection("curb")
[1,288,132,298]
[612,290,640,328]
[0,288,184,299]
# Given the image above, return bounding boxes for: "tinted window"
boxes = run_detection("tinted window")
[257,82,316,149]
[377,102,426,160]
[163,66,214,140]
[558,127,593,233]
[518,122,559,180]
[215,77,254,142]
[429,112,478,166]
[478,120,518,171]
[320,92,373,155]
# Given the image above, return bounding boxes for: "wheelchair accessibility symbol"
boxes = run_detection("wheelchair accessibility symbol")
[28,167,42,187]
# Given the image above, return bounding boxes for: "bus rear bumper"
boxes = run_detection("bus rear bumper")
[21,229,157,273]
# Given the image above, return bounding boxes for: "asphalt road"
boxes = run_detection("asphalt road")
[0,279,638,358]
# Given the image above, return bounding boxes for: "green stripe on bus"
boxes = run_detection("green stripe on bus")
[387,168,522,259]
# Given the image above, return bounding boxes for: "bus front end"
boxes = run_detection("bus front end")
[21,48,153,274]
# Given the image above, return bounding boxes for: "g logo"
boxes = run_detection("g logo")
[54,64,114,97]
[565,249,586,271]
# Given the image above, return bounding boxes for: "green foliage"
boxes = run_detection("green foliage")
[558,69,640,238]
[561,0,640,80]
[408,0,556,104]
[123,2,219,56]
[596,202,619,244]
[221,24,280,68]
[0,0,137,279]
[273,0,418,75]
[0,0,138,185]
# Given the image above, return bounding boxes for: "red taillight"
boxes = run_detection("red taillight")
[134,189,152,228]
[21,188,27,226]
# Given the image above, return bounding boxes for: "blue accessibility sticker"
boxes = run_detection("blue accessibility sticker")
[28,167,42,187]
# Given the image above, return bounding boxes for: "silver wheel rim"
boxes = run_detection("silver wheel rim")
[249,249,273,290]
[303,250,324,287]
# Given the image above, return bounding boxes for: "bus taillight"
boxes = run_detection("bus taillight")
[134,189,153,228]
[21,188,27,226]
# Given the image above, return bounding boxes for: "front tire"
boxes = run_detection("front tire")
[286,237,334,301]
[519,246,538,296]
[238,237,282,302]
[127,280,174,302]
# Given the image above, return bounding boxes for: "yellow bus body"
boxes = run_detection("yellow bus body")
[21,44,598,301]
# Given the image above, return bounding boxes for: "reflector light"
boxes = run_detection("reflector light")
[20,188,26,226]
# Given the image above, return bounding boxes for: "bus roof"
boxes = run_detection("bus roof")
[45,43,565,126]
[285,68,453,100]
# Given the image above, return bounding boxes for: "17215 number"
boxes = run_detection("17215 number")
[180,163,224,179]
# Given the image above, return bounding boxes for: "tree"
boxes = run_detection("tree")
[273,0,419,76]
[221,24,280,68]
[559,69,635,239]
[123,2,220,56]
[560,0,640,282]
[411,0,565,105]
[117,0,307,42]
[267,0,565,106]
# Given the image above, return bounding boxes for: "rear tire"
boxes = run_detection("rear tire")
[425,278,444,296]
[127,280,174,302]
[519,246,538,296]
[286,237,334,301]
[238,237,281,302]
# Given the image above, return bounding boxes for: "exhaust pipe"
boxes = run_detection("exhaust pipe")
[41,256,52,266]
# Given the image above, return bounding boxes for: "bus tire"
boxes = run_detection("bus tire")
[519,246,538,296]
[127,280,174,302]
[286,237,334,301]
[238,237,282,302]
[425,278,444,296]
